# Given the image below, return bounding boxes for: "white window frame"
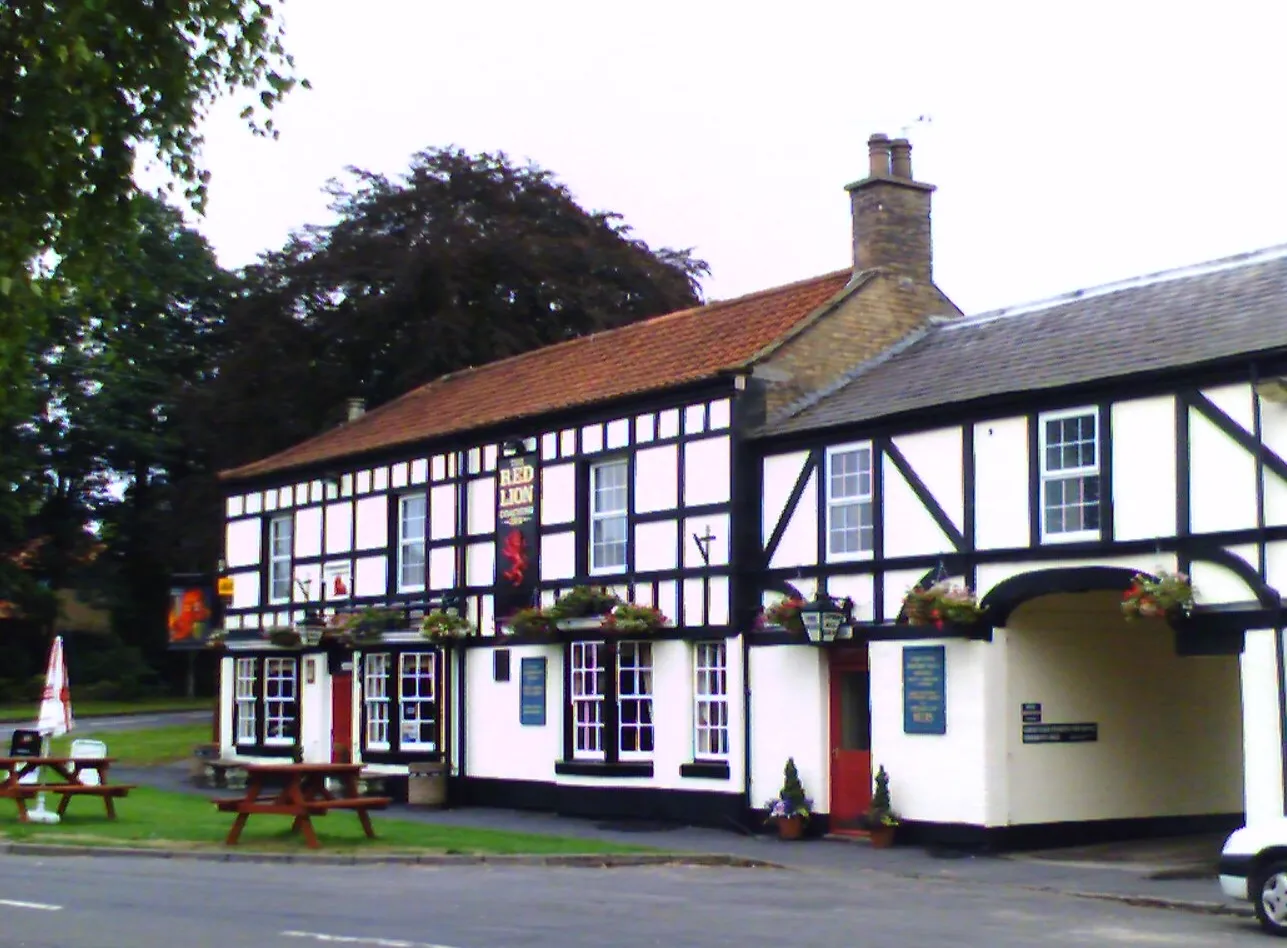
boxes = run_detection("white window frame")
[398,652,437,752]
[262,656,297,746]
[589,459,628,575]
[617,641,654,759]
[1038,408,1102,543]
[397,494,427,592]
[364,652,392,751]
[268,514,294,603]
[693,642,729,760]
[234,657,257,746]
[571,641,605,760]
[825,443,874,561]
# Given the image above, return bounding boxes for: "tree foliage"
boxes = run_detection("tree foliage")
[0,0,303,282]
[198,147,709,472]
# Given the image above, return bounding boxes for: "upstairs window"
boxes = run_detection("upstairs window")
[268,514,293,602]
[827,445,874,558]
[398,495,427,591]
[1040,409,1101,540]
[590,459,628,574]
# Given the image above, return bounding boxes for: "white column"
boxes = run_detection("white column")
[1242,628,1285,825]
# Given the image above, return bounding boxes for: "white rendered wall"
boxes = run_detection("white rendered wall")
[225,519,260,568]
[891,428,964,534]
[1243,628,1285,826]
[1189,409,1258,535]
[973,418,1029,550]
[1004,592,1242,824]
[298,652,331,763]
[749,646,827,813]
[466,644,562,783]
[219,656,234,757]
[870,638,997,825]
[1262,398,1287,528]
[882,452,954,559]
[1111,397,1178,541]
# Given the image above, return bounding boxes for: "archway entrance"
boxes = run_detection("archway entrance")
[988,571,1243,840]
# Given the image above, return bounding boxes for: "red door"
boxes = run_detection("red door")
[331,672,353,763]
[828,649,872,832]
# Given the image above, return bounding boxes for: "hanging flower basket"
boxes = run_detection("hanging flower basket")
[762,597,807,636]
[902,583,985,627]
[1122,571,1195,620]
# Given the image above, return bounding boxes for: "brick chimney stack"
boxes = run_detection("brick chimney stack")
[846,133,935,283]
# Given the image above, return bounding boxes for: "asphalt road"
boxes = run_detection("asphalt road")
[0,853,1267,948]
[0,710,209,748]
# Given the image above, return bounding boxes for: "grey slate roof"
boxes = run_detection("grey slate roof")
[762,244,1287,437]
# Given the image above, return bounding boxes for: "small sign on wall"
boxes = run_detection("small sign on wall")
[520,657,546,727]
[1021,702,1042,723]
[1023,722,1098,744]
[902,645,946,735]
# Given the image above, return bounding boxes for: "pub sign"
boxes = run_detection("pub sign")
[495,451,538,621]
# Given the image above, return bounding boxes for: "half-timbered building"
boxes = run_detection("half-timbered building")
[754,245,1287,847]
[211,134,960,825]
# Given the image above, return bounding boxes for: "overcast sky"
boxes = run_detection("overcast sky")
[189,1,1287,315]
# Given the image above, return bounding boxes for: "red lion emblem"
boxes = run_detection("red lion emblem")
[500,528,529,586]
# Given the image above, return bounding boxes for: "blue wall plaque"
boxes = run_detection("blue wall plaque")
[903,645,946,735]
[520,657,546,727]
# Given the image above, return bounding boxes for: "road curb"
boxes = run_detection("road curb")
[0,842,779,870]
[1032,886,1254,919]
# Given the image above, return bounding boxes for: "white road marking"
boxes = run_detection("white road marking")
[0,898,62,911]
[280,931,459,948]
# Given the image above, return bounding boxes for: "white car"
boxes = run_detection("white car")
[1221,822,1287,935]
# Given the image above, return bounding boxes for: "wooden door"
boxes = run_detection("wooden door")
[828,650,872,831]
[331,672,353,763]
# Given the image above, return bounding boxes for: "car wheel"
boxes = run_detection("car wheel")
[1255,861,1287,936]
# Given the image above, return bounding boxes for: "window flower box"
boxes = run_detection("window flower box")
[263,626,301,648]
[550,585,622,619]
[1122,571,1194,620]
[420,609,477,644]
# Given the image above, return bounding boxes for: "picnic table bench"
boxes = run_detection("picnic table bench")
[0,756,136,821]
[213,762,391,849]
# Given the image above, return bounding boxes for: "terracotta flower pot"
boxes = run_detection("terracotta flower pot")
[777,815,805,840]
[868,825,896,849]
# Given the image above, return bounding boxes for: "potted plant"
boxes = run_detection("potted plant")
[902,583,985,627]
[550,586,622,627]
[601,603,667,635]
[862,765,900,848]
[762,597,806,635]
[764,757,812,840]
[420,609,477,644]
[1121,571,1195,620]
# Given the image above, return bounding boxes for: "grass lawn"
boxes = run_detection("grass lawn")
[0,696,212,722]
[48,722,211,766]
[0,786,655,855]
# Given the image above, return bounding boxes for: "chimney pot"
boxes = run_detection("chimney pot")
[868,133,892,178]
[890,138,912,179]
[346,397,366,422]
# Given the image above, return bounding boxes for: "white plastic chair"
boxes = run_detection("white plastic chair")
[69,738,107,786]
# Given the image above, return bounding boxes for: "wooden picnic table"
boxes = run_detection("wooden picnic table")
[0,756,136,821]
[213,762,391,849]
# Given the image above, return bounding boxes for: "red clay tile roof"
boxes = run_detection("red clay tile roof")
[220,270,853,481]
